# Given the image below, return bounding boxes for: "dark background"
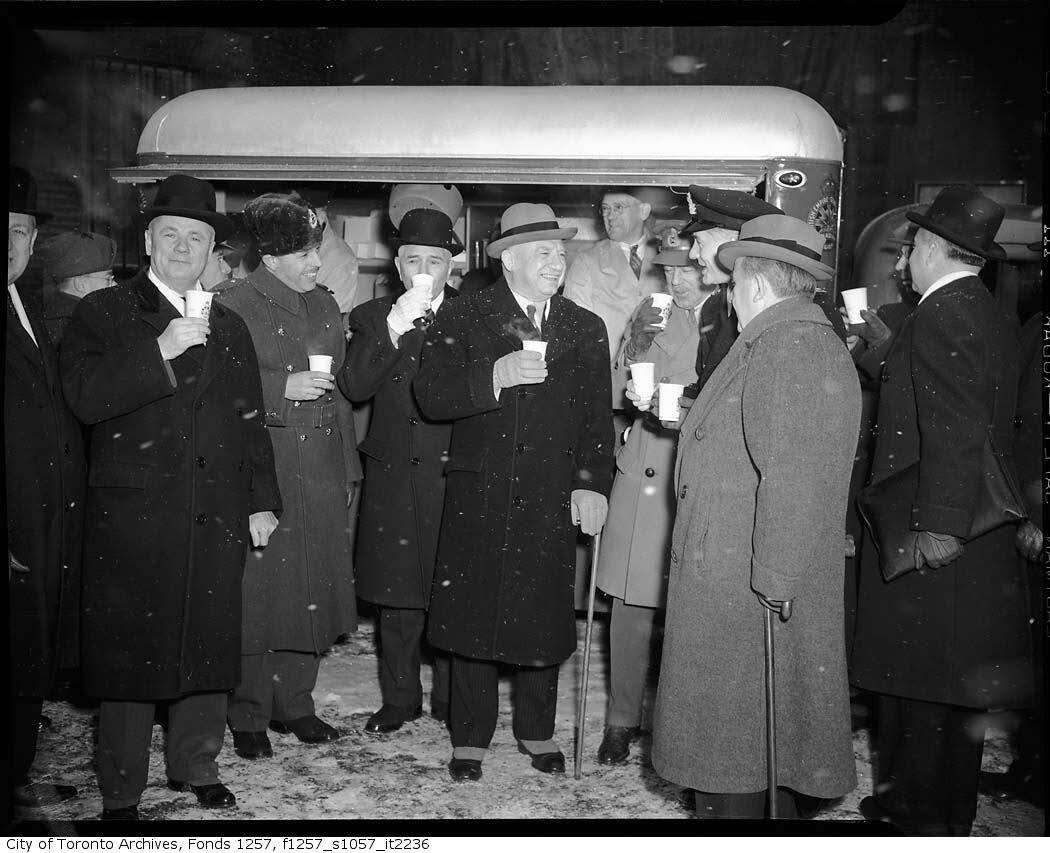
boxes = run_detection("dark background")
[6,1,1044,286]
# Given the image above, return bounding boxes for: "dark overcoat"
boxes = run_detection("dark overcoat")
[653,296,860,798]
[414,279,614,666]
[215,269,360,653]
[6,288,86,696]
[850,277,1035,710]
[60,270,281,700]
[597,301,699,608]
[341,286,458,609]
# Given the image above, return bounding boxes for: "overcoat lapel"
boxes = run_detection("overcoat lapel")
[478,279,535,355]
[7,298,47,381]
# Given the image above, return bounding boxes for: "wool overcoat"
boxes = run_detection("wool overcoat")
[414,279,614,666]
[850,277,1035,710]
[60,270,281,700]
[215,268,360,654]
[341,286,458,609]
[652,296,860,798]
[563,234,664,408]
[597,300,700,607]
[6,288,86,697]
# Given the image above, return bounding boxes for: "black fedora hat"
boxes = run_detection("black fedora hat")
[143,174,233,242]
[391,207,463,256]
[9,165,52,223]
[906,185,1006,261]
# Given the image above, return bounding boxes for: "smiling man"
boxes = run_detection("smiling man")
[60,173,282,820]
[215,192,360,761]
[414,202,614,783]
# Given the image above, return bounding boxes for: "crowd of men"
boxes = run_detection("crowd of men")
[6,164,1043,832]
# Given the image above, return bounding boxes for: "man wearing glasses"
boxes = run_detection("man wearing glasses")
[564,187,673,412]
[38,230,117,345]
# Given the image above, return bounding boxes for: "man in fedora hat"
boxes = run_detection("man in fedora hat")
[850,185,1034,835]
[340,204,462,738]
[60,173,282,819]
[37,230,117,345]
[414,202,614,783]
[6,165,86,809]
[652,213,860,818]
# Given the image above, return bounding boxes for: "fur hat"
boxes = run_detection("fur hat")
[242,192,323,257]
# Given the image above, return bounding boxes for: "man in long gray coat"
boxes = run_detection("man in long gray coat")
[652,214,860,818]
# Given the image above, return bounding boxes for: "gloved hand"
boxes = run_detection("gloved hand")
[914,530,964,570]
[1014,520,1043,563]
[624,299,665,359]
[249,511,279,548]
[387,286,433,336]
[853,308,893,348]
[493,350,547,393]
[571,489,608,536]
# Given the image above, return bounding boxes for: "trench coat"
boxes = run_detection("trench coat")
[563,234,664,409]
[6,288,86,697]
[850,277,1034,710]
[60,270,282,699]
[652,296,860,797]
[596,300,700,607]
[414,279,614,666]
[341,286,457,609]
[215,268,361,653]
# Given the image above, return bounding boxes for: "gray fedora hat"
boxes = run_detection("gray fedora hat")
[717,214,834,281]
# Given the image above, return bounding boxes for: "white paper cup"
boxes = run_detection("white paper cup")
[412,273,434,290]
[522,340,548,358]
[657,382,686,422]
[630,362,656,409]
[184,289,213,320]
[840,287,869,324]
[649,292,673,328]
[308,355,334,374]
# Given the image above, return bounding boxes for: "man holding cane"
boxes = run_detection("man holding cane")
[414,202,614,783]
[61,174,282,819]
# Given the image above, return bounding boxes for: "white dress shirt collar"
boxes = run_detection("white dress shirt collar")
[7,283,38,347]
[148,267,201,316]
[918,270,973,304]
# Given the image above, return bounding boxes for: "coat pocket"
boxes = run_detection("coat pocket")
[443,446,488,475]
[357,435,391,463]
[88,461,153,490]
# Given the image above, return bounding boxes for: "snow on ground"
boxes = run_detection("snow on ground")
[11,616,1044,833]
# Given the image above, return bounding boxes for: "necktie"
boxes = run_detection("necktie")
[629,245,642,280]
[526,303,542,337]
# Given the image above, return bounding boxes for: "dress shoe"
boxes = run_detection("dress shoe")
[596,725,638,765]
[269,715,341,743]
[101,805,139,821]
[431,701,449,723]
[167,780,237,809]
[232,729,273,759]
[448,758,482,782]
[364,703,423,734]
[12,782,77,807]
[517,743,566,774]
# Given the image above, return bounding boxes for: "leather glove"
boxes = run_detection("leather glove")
[1014,520,1043,563]
[914,530,964,570]
[249,511,279,548]
[757,592,793,622]
[571,489,608,536]
[853,308,893,348]
[387,287,433,336]
[624,300,665,359]
[493,350,547,393]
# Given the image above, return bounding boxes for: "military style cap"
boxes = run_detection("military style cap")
[388,184,463,230]
[652,221,695,266]
[681,186,783,235]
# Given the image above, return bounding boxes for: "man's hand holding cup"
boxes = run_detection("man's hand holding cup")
[157,317,210,361]
[286,364,335,401]
[388,285,433,334]
[494,349,547,394]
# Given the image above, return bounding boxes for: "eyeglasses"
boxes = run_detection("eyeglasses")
[599,201,640,216]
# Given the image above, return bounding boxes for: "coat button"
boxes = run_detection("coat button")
[670,548,678,564]
[513,496,525,507]
[694,427,705,441]
[267,411,278,419]
[63,443,70,455]
[679,485,689,499]
[392,373,403,382]
[196,456,206,468]
[516,443,527,454]
[196,400,205,410]
[410,457,421,466]
[1013,416,1023,428]
[195,513,208,524]
[409,417,419,426]
[286,364,294,372]
[645,467,655,478]
[325,427,333,436]
[517,389,527,399]
[299,433,308,442]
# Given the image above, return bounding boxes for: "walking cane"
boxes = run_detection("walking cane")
[574,530,602,780]
[763,598,792,819]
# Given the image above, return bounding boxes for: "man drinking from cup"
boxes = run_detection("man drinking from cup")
[592,225,708,765]
[414,202,614,782]
[341,204,463,736]
[60,174,282,819]
[215,192,361,759]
